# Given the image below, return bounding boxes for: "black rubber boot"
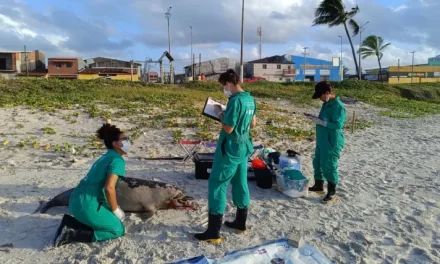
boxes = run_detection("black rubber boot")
[224,207,248,232]
[54,227,94,247]
[309,180,325,194]
[54,214,94,247]
[194,214,222,244]
[322,182,337,204]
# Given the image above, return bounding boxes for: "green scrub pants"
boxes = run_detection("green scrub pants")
[208,147,250,215]
[69,190,125,242]
[313,145,342,185]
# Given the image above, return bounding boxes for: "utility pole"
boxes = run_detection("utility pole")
[257,26,262,59]
[358,21,369,80]
[397,58,400,84]
[410,51,417,84]
[165,7,172,54]
[24,45,28,77]
[190,26,193,80]
[199,53,201,78]
[302,47,309,82]
[239,0,245,83]
[339,35,343,81]
[193,54,196,80]
[130,59,133,83]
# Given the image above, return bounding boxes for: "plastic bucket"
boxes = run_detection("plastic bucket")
[253,168,274,189]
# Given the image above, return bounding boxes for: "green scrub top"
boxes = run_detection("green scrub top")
[316,96,346,151]
[218,91,257,162]
[74,149,126,205]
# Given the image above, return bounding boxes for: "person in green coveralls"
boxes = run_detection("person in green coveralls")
[306,81,346,204]
[53,122,131,247]
[194,69,257,243]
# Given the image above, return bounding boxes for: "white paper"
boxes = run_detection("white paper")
[203,97,226,119]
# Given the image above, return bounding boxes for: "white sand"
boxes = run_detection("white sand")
[0,102,439,264]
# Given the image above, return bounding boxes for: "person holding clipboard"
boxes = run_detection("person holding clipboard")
[194,69,257,243]
[305,81,346,204]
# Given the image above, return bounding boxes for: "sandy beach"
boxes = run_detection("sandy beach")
[0,100,439,264]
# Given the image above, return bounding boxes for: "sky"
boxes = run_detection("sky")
[0,0,439,74]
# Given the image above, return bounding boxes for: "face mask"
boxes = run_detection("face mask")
[224,88,232,98]
[120,140,131,153]
[325,94,330,102]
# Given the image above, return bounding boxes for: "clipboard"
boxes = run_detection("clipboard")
[202,97,226,122]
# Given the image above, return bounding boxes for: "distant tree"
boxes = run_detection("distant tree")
[313,0,361,78]
[358,35,391,83]
[343,66,350,77]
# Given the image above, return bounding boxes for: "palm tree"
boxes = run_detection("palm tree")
[313,0,360,78]
[343,66,349,77]
[358,35,391,82]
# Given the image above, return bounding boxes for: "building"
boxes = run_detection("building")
[246,54,340,82]
[47,57,80,79]
[84,57,141,68]
[184,58,239,81]
[428,55,440,66]
[245,56,296,82]
[78,68,138,81]
[288,55,340,82]
[388,65,440,84]
[0,50,45,79]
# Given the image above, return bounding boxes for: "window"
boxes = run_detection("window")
[55,62,62,68]
[277,65,281,69]
[262,64,267,69]
[288,65,291,70]
[66,62,73,68]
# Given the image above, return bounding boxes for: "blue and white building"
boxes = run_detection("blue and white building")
[246,54,341,82]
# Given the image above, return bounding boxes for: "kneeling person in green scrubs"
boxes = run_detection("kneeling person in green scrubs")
[194,69,257,243]
[306,81,346,204]
[54,123,130,247]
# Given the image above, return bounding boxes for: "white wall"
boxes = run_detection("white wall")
[250,63,295,82]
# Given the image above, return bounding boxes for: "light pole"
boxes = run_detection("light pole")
[339,35,343,81]
[302,47,309,82]
[165,7,172,54]
[190,26,193,80]
[410,51,417,84]
[239,0,244,83]
[358,21,369,80]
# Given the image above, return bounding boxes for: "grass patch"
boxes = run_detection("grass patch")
[42,126,57,135]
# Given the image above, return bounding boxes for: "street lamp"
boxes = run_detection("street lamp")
[190,26,193,79]
[339,35,343,81]
[165,7,172,54]
[239,0,244,83]
[358,21,369,80]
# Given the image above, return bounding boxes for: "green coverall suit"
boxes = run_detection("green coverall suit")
[313,96,346,185]
[208,91,256,215]
[69,149,126,242]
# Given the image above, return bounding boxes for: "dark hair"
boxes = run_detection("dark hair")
[315,81,333,92]
[218,69,240,85]
[97,123,122,149]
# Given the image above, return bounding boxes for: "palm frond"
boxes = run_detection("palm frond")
[349,19,359,36]
[313,0,345,26]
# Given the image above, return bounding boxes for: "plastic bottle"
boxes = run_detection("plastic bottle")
[278,150,301,171]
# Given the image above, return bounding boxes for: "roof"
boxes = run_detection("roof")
[247,55,294,64]
[85,57,142,66]
[79,68,138,74]
[49,57,78,61]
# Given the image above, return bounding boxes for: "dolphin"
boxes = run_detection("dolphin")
[35,176,196,220]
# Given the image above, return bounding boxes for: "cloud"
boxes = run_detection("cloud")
[0,0,438,74]
[0,1,135,58]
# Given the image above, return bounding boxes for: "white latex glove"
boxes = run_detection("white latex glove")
[309,116,327,127]
[112,206,125,221]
